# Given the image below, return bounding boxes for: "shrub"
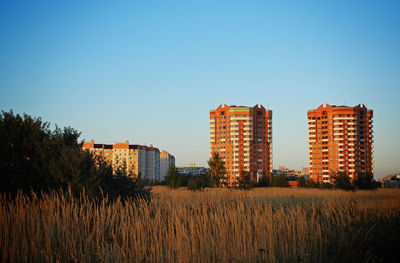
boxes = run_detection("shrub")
[333,172,355,191]
[297,176,306,187]
[272,175,289,187]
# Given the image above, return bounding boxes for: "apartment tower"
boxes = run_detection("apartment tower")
[160,151,175,181]
[307,104,373,183]
[210,104,272,186]
[82,141,173,181]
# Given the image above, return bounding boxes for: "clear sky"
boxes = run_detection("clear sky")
[1,0,399,179]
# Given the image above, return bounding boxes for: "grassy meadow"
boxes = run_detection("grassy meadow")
[1,186,400,262]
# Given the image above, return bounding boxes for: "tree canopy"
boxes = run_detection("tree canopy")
[0,110,150,201]
[208,152,227,187]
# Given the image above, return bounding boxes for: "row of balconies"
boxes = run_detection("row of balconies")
[333,117,358,121]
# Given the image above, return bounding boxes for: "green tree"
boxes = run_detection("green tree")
[0,110,151,201]
[333,171,354,191]
[0,110,97,195]
[353,172,380,190]
[208,152,227,187]
[272,175,289,187]
[164,165,183,188]
[237,170,253,190]
[297,176,306,187]
[256,174,270,187]
[308,179,319,188]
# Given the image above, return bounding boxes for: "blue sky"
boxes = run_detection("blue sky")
[1,0,399,179]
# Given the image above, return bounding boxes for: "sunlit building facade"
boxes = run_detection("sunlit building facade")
[210,104,272,186]
[160,151,175,181]
[82,141,173,181]
[307,104,373,183]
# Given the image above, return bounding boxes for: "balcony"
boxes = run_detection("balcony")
[333,117,357,121]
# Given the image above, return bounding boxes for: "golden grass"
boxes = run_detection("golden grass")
[1,187,400,262]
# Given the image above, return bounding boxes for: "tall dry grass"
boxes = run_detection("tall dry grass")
[1,187,400,262]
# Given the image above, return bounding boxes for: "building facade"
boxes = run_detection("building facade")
[82,141,174,181]
[210,104,272,186]
[307,104,373,183]
[176,164,209,176]
[160,151,175,181]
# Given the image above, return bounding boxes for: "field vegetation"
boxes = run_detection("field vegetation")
[1,187,400,262]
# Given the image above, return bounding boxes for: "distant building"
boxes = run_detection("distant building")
[275,166,309,176]
[381,174,400,188]
[210,104,272,186]
[308,104,374,183]
[160,151,175,181]
[176,165,209,176]
[82,141,174,181]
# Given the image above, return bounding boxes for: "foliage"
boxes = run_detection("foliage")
[297,176,306,187]
[187,173,212,192]
[237,170,253,190]
[0,110,150,201]
[164,165,184,189]
[333,171,355,191]
[208,152,227,187]
[353,172,380,190]
[255,174,270,187]
[308,179,319,188]
[272,175,289,187]
[319,182,334,189]
[95,159,151,202]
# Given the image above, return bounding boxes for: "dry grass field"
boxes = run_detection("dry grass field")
[1,186,400,262]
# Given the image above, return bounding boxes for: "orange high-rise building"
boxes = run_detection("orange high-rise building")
[307,104,373,183]
[210,104,272,186]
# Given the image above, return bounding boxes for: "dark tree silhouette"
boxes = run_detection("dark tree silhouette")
[0,110,150,201]
[208,152,227,187]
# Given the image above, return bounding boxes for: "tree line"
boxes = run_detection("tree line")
[165,152,379,191]
[0,110,150,201]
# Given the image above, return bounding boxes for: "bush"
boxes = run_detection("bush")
[164,165,185,188]
[256,175,271,187]
[354,172,380,190]
[272,175,289,187]
[237,170,253,190]
[333,172,355,191]
[297,176,306,187]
